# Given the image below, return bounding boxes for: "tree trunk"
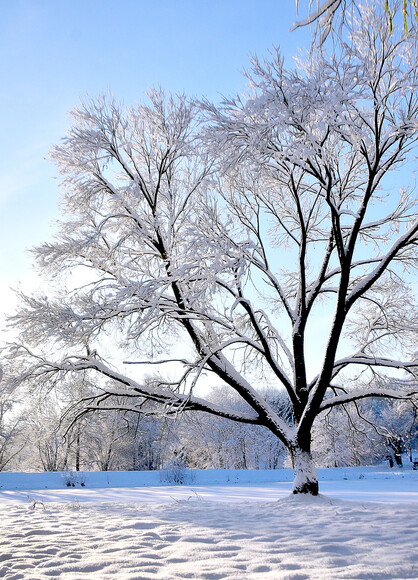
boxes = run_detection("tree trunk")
[394,446,403,467]
[390,438,403,467]
[75,433,80,472]
[290,444,319,495]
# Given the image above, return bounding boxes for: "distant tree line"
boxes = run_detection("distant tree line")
[0,384,415,472]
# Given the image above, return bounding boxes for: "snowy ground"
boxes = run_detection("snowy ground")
[0,467,417,579]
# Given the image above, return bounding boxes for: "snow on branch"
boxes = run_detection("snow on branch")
[346,221,418,310]
[319,384,418,412]
[292,0,343,31]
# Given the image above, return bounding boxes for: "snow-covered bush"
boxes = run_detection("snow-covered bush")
[160,452,195,485]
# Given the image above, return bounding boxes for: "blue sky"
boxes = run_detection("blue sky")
[0,1,310,295]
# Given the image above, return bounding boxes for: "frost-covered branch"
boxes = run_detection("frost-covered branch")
[319,384,418,412]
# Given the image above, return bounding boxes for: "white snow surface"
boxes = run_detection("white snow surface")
[0,466,417,579]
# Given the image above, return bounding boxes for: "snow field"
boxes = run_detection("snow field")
[1,497,417,579]
[0,468,417,579]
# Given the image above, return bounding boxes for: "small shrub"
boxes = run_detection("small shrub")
[62,471,86,488]
[66,499,81,511]
[27,496,46,511]
[160,455,195,485]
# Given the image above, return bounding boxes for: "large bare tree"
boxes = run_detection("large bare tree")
[3,1,417,493]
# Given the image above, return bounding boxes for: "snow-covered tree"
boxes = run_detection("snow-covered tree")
[365,393,417,465]
[312,403,384,467]
[26,397,72,472]
[178,387,287,470]
[0,388,26,471]
[2,1,417,493]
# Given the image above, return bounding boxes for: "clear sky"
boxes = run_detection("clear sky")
[0,0,313,339]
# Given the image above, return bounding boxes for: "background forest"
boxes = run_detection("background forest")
[1,384,416,473]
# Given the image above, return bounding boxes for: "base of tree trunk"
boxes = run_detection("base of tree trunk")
[292,479,319,495]
[291,447,319,495]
